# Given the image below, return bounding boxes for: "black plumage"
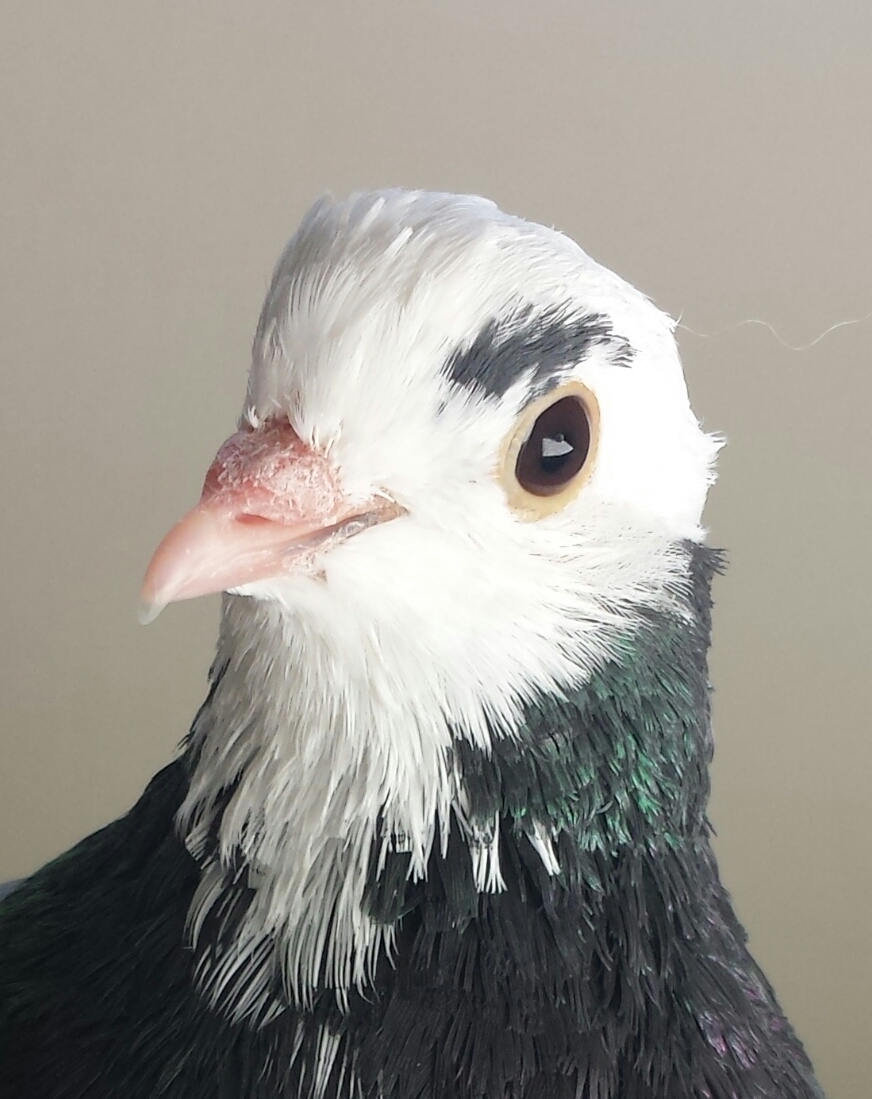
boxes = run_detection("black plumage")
[0,546,824,1099]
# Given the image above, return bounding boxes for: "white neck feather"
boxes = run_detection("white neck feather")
[175,508,693,1018]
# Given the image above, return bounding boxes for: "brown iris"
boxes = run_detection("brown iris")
[515,395,591,496]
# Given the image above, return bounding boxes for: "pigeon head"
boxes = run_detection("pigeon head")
[143,190,721,744]
[140,190,723,1011]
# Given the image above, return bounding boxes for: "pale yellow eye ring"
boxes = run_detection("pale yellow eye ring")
[498,380,600,520]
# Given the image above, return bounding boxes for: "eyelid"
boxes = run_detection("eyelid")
[498,381,600,521]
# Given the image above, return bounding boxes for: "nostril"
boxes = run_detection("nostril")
[236,513,275,527]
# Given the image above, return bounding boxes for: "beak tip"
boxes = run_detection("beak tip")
[137,597,165,625]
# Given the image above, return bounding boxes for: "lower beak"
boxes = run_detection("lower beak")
[139,421,403,621]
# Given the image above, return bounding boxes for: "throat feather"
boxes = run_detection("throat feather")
[177,595,457,1015]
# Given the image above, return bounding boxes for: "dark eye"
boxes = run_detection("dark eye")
[498,381,599,519]
[515,396,591,496]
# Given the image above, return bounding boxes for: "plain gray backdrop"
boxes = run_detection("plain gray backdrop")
[1,4,869,1097]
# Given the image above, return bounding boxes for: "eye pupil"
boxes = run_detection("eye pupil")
[515,396,591,496]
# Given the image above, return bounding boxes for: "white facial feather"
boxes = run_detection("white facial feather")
[178,189,722,1017]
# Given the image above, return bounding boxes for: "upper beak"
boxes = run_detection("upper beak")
[139,420,403,621]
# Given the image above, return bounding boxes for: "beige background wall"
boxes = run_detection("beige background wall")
[1,3,869,1096]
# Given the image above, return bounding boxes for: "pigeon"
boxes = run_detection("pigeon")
[0,190,826,1099]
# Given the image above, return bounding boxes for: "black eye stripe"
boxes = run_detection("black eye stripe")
[444,305,633,402]
[515,396,591,496]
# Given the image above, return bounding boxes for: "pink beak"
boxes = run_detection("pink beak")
[140,420,403,622]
